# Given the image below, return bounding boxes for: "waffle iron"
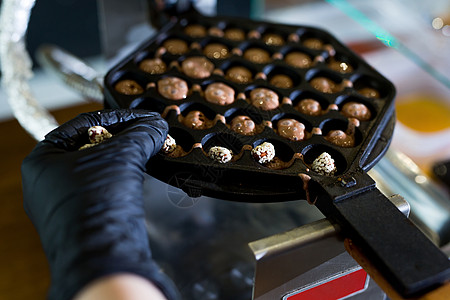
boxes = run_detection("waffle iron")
[103,8,450,298]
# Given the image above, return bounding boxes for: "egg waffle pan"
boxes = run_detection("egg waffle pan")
[103,12,450,298]
[104,14,395,201]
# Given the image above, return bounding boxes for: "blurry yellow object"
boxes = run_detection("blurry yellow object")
[396,95,450,133]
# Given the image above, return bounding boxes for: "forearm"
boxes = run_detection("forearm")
[74,274,168,300]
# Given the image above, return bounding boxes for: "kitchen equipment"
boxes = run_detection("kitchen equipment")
[103,6,450,298]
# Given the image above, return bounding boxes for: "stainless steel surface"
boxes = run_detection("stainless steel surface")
[387,194,410,218]
[249,219,350,299]
[249,195,409,300]
[142,174,325,300]
[97,0,156,64]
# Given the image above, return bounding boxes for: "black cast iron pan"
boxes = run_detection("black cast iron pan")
[103,6,450,298]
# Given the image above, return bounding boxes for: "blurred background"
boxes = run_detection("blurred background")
[0,0,449,299]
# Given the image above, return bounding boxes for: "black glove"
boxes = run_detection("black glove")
[22,109,179,300]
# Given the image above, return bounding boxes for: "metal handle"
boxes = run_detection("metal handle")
[0,1,103,141]
[315,177,450,297]
[0,0,58,141]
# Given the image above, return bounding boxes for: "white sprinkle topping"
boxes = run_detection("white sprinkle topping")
[88,126,112,144]
[208,146,233,163]
[162,134,177,153]
[312,152,336,176]
[252,142,275,164]
[79,126,113,150]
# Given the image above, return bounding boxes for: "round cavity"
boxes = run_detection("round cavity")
[180,102,217,120]
[203,81,236,106]
[272,113,312,131]
[299,31,331,50]
[167,127,196,155]
[111,72,147,96]
[184,23,207,38]
[269,74,294,89]
[243,48,271,64]
[252,139,295,162]
[114,79,144,96]
[273,116,310,142]
[264,65,302,89]
[206,26,225,38]
[352,75,389,99]
[224,106,264,124]
[302,37,325,50]
[228,115,258,135]
[225,107,264,136]
[223,27,246,41]
[302,145,347,175]
[321,118,362,147]
[202,132,244,154]
[307,71,349,94]
[283,50,314,69]
[291,91,329,116]
[129,97,166,114]
[336,96,376,121]
[133,50,170,74]
[240,43,273,64]
[246,86,280,111]
[260,28,286,46]
[326,53,356,74]
[223,63,255,84]
[202,42,231,60]
[180,111,217,130]
[160,37,190,55]
[180,56,214,79]
[157,76,190,100]
[138,57,168,74]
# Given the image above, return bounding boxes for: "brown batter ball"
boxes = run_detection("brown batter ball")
[325,130,355,147]
[357,87,380,98]
[230,115,256,135]
[269,74,293,89]
[225,66,253,84]
[295,99,322,116]
[162,39,189,55]
[327,58,353,73]
[181,56,214,79]
[262,33,284,46]
[325,118,359,147]
[285,52,312,69]
[139,58,167,74]
[277,119,306,141]
[341,102,371,121]
[157,77,188,100]
[181,111,212,130]
[204,82,235,105]
[303,37,324,49]
[243,48,271,64]
[250,88,279,110]
[208,27,224,37]
[114,79,144,95]
[224,28,245,41]
[310,77,343,93]
[184,24,207,37]
[203,43,229,59]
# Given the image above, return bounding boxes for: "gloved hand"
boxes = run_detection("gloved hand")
[22,109,179,300]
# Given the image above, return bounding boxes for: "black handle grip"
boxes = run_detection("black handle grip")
[315,179,450,297]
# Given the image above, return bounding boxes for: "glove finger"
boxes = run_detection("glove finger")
[44,109,168,151]
[75,113,168,167]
